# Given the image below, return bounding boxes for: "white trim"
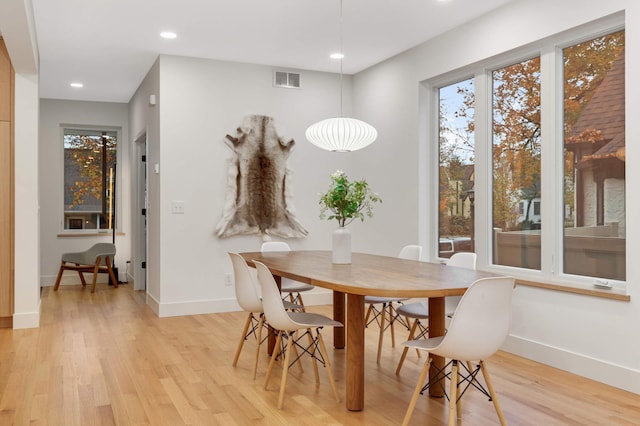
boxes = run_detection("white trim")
[503,334,640,394]
[13,299,40,329]
[154,291,333,318]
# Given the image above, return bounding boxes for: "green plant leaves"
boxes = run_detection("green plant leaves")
[319,170,382,227]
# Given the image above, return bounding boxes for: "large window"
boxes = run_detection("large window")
[492,57,541,270]
[431,25,625,284]
[438,78,475,258]
[563,31,625,281]
[63,129,117,231]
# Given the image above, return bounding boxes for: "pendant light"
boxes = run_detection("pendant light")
[305,0,378,152]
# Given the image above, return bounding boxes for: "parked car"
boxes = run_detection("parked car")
[439,237,472,258]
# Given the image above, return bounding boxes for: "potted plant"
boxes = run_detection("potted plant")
[319,170,382,263]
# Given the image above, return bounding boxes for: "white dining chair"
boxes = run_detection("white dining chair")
[364,244,422,364]
[401,276,515,426]
[261,241,315,309]
[255,260,343,409]
[228,252,301,379]
[229,252,268,379]
[395,252,477,374]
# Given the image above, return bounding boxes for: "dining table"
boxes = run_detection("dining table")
[239,250,497,412]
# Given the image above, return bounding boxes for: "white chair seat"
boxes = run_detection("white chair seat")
[364,295,408,304]
[288,312,343,328]
[281,281,315,293]
[261,241,315,308]
[403,335,444,350]
[282,300,302,310]
[396,302,429,319]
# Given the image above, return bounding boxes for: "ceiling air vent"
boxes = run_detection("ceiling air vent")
[274,71,301,89]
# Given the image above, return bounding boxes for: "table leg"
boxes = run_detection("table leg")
[267,275,282,355]
[427,296,446,398]
[333,291,345,349]
[346,293,365,411]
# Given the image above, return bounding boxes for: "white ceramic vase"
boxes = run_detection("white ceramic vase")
[332,227,352,264]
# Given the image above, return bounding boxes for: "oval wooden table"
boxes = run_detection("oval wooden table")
[239,250,497,412]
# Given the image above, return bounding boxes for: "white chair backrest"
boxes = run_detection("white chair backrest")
[261,241,300,288]
[398,245,422,261]
[261,241,291,252]
[228,253,263,313]
[437,276,515,361]
[255,260,299,332]
[445,252,477,313]
[447,252,477,269]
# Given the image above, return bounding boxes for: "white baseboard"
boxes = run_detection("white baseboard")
[146,292,160,316]
[13,299,41,329]
[503,334,640,395]
[154,290,334,318]
[40,273,111,286]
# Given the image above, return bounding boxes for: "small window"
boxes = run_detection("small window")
[63,128,117,231]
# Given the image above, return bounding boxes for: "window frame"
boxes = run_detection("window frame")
[424,15,626,291]
[59,125,121,235]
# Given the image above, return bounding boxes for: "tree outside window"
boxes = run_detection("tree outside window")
[563,30,625,280]
[438,78,475,258]
[436,27,625,282]
[63,129,117,230]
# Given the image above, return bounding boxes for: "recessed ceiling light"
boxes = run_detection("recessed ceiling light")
[70,82,83,88]
[330,53,344,59]
[160,31,177,39]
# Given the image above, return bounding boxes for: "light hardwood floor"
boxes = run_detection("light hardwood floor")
[1,284,638,425]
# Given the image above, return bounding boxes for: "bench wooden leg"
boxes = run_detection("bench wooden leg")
[106,256,118,289]
[77,263,88,287]
[53,262,65,291]
[91,259,101,293]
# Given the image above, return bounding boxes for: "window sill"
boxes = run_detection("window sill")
[516,278,630,301]
[57,231,126,238]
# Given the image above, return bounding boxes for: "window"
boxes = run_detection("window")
[63,129,117,231]
[563,30,625,281]
[491,57,542,270]
[429,23,625,284]
[438,78,475,258]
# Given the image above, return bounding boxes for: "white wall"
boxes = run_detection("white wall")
[129,59,161,309]
[129,55,400,317]
[353,0,640,393]
[39,99,131,286]
[1,0,41,329]
[13,73,40,329]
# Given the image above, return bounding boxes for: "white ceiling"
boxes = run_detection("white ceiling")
[31,0,512,103]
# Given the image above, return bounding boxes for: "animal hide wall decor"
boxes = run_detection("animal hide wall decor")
[215,115,308,239]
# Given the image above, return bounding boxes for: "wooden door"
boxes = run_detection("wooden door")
[0,38,14,328]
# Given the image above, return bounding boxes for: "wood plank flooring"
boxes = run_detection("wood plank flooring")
[1,284,638,425]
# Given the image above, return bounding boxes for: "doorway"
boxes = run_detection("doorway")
[134,132,147,291]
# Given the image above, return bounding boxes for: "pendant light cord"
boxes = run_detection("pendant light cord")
[339,0,344,117]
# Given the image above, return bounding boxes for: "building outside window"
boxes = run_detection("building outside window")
[63,129,117,231]
[563,30,625,281]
